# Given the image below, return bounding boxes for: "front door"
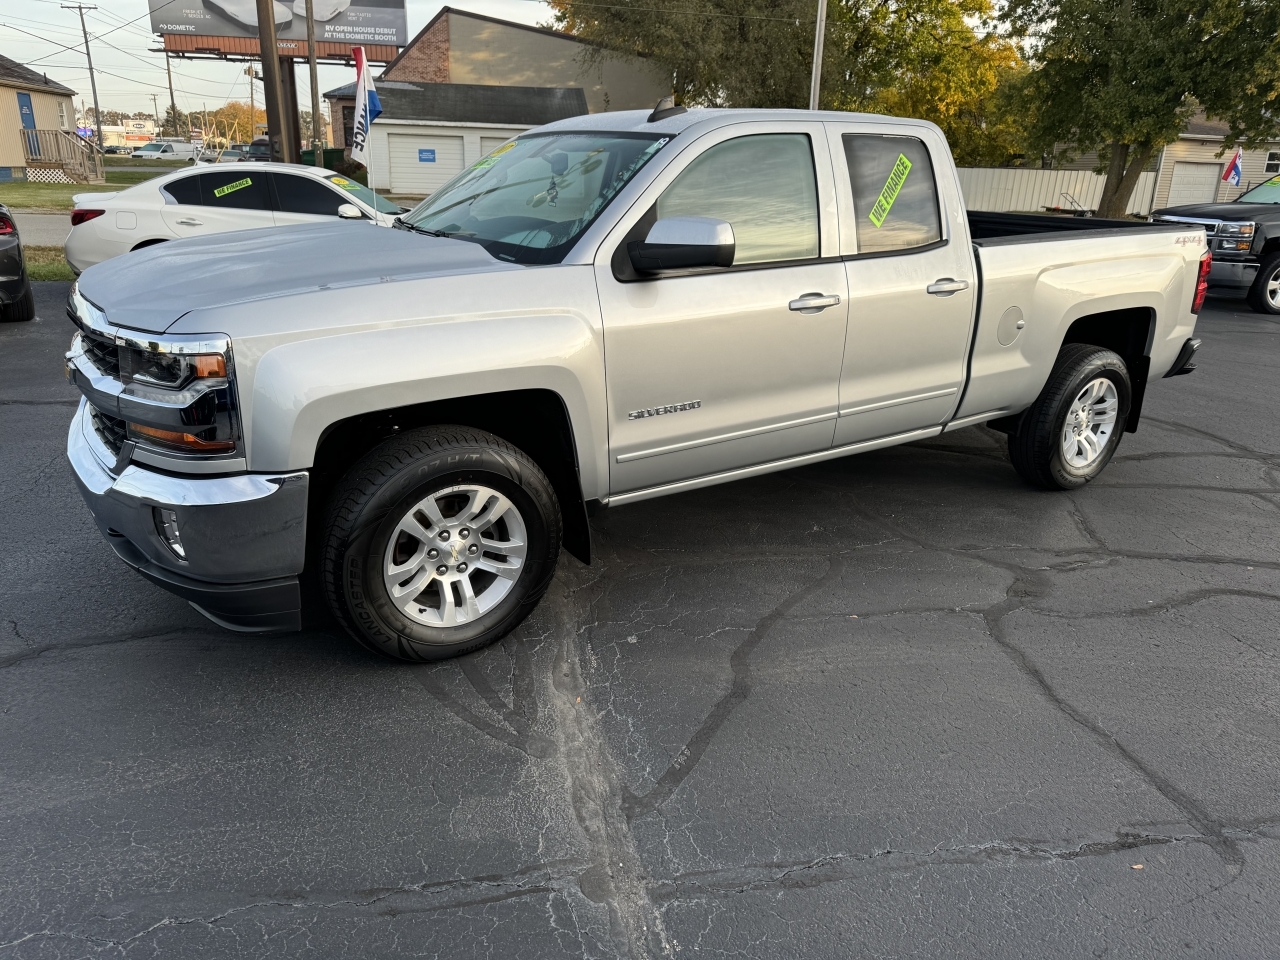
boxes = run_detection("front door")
[825,124,977,444]
[596,126,848,495]
[16,92,38,158]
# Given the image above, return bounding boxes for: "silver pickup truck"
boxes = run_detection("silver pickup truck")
[65,107,1210,661]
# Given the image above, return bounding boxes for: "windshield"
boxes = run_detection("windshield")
[326,173,402,214]
[135,144,162,153]
[400,132,670,264]
[245,143,270,159]
[1236,176,1280,204]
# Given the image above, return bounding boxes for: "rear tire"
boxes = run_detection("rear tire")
[322,426,562,662]
[1,283,35,323]
[1246,251,1280,315]
[1008,344,1130,490]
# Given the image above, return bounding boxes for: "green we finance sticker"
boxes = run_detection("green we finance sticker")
[213,177,253,198]
[868,154,912,227]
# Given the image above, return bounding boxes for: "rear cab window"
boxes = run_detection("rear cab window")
[840,134,942,255]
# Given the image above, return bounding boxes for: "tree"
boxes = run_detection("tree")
[160,105,190,139]
[549,0,1012,113]
[861,1,1026,166]
[1006,0,1280,217]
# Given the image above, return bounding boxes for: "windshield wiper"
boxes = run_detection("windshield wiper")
[393,217,452,237]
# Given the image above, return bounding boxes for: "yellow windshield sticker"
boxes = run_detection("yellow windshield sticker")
[472,141,516,170]
[1268,175,1280,185]
[868,154,912,227]
[213,177,252,198]
[330,176,360,192]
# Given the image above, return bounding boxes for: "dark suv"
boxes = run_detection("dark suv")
[1151,177,1280,314]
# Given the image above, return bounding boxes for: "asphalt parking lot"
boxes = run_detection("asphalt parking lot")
[2,283,1279,959]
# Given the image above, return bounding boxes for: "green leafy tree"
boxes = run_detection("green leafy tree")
[551,0,1018,118]
[160,105,190,139]
[1006,0,1280,216]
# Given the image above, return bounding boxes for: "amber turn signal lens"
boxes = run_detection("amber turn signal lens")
[191,355,227,378]
[127,423,236,453]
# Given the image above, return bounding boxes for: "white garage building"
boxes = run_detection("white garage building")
[323,80,588,198]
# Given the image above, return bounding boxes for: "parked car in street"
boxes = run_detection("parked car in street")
[243,138,270,161]
[1152,176,1280,314]
[131,141,198,160]
[64,162,404,272]
[193,149,246,165]
[0,203,34,322]
[64,107,1209,659]
[103,145,130,155]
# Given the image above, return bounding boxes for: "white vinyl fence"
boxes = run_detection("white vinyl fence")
[956,167,1158,216]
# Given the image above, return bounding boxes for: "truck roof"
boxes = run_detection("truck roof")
[535,107,942,138]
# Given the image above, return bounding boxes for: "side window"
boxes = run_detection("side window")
[160,144,173,154]
[656,133,819,265]
[843,134,941,254]
[197,170,271,211]
[272,173,350,216]
[163,175,201,205]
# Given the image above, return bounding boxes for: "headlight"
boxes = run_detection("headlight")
[1218,221,1255,237]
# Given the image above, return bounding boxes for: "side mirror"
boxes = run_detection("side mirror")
[628,217,735,274]
[337,203,364,220]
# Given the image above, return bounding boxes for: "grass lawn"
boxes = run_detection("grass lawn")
[23,245,76,282]
[0,171,162,212]
[103,156,188,168]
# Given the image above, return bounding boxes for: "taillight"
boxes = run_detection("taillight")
[0,215,13,235]
[70,209,105,227]
[1191,249,1211,314]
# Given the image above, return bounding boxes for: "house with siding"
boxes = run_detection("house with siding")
[0,54,78,182]
[1150,115,1280,209]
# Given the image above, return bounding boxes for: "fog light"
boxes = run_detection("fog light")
[154,507,186,558]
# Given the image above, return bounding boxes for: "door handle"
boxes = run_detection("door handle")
[926,278,969,296]
[176,217,203,226]
[788,293,842,313]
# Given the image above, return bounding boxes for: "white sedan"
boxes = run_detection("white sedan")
[65,162,405,274]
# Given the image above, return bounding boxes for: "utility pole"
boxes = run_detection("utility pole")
[63,4,103,147]
[149,94,160,135]
[246,65,256,137]
[255,0,294,162]
[304,0,324,165]
[164,54,179,138]
[808,0,828,111]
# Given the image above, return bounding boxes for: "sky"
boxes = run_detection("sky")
[3,0,555,119]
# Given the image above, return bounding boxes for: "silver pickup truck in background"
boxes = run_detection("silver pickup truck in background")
[64,107,1210,661]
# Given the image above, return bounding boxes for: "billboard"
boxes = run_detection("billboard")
[149,0,407,46]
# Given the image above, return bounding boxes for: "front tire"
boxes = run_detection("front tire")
[1246,251,1280,315]
[322,426,562,661]
[1008,344,1130,490]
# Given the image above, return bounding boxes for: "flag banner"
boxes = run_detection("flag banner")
[1222,147,1244,187]
[350,46,382,169]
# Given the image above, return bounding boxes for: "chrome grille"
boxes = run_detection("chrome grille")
[89,405,127,456]
[80,330,120,378]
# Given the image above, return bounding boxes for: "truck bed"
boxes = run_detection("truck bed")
[967,210,1163,244]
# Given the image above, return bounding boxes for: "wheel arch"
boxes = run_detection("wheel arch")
[309,389,592,565]
[1060,306,1154,432]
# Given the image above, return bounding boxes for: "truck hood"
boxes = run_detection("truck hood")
[77,221,519,334]
[1152,202,1280,223]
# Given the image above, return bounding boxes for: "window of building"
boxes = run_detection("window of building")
[57,101,69,131]
[1266,151,1280,174]
[842,134,941,255]
[656,133,819,265]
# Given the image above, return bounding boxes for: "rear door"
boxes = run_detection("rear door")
[160,169,275,239]
[825,122,977,444]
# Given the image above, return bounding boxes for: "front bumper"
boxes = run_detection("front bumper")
[1208,259,1258,290]
[67,400,308,631]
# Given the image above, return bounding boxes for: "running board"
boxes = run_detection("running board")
[605,425,944,507]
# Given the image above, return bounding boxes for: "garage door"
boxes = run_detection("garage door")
[480,136,510,159]
[388,134,464,196]
[1167,162,1223,206]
